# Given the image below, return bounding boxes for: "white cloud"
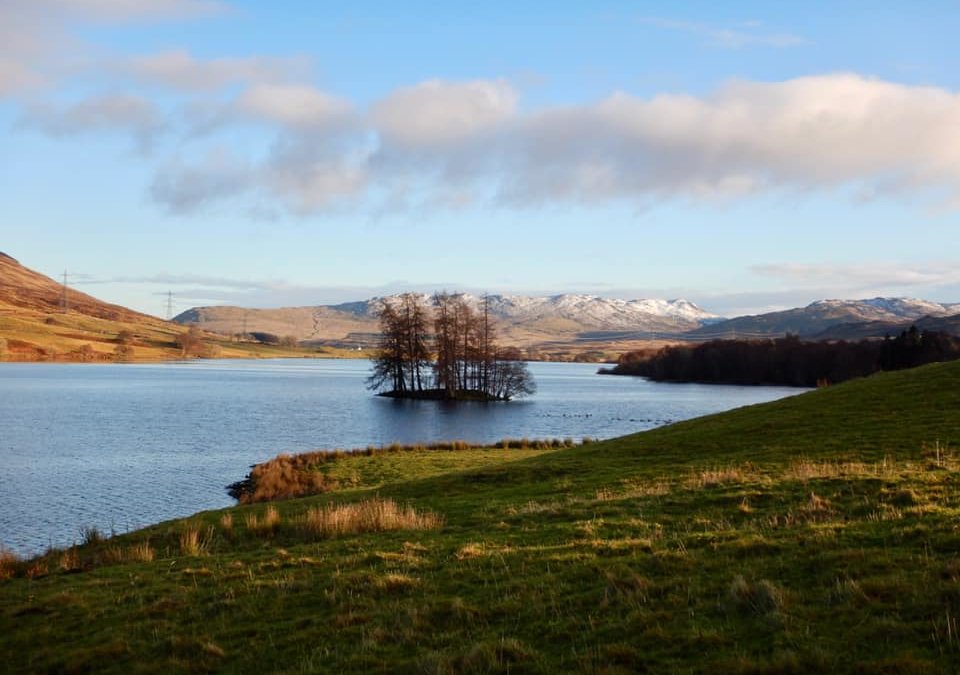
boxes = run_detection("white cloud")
[150,148,253,213]
[127,50,309,91]
[235,83,353,129]
[149,132,370,215]
[137,73,960,215]
[19,94,166,149]
[372,79,517,146]
[492,74,960,206]
[0,0,232,98]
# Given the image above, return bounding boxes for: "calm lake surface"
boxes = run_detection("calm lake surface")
[0,359,802,555]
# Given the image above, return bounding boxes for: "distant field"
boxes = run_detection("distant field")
[3,361,960,673]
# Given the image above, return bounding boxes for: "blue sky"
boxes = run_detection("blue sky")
[3,1,960,318]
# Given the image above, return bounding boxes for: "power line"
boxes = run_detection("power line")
[166,291,174,320]
[60,270,69,313]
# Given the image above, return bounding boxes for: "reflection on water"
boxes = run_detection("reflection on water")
[0,359,802,554]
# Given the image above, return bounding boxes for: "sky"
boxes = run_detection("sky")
[2,0,960,319]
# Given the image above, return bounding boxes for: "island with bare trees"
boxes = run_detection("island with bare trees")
[367,292,536,401]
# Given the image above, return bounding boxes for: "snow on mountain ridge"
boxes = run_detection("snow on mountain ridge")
[344,293,719,330]
[457,294,716,327]
[808,297,958,321]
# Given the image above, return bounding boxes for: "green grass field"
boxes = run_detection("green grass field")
[3,362,960,673]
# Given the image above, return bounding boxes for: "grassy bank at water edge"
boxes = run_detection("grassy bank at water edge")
[3,361,960,673]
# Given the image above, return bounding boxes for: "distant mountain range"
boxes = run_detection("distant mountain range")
[173,294,721,347]
[688,298,960,340]
[175,294,960,347]
[3,249,957,361]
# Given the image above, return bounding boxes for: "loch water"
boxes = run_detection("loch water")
[0,359,802,555]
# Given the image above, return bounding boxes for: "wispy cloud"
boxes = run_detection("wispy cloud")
[752,262,960,289]
[637,16,808,49]
[98,274,491,308]
[125,50,309,91]
[149,148,254,213]
[737,261,960,315]
[18,94,167,151]
[0,1,230,97]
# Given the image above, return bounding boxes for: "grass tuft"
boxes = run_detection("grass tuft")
[245,505,281,535]
[726,575,784,617]
[179,525,213,557]
[58,546,82,572]
[0,547,18,580]
[127,541,155,563]
[300,498,442,538]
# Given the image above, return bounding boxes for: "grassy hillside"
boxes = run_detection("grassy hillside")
[0,252,329,361]
[3,362,960,673]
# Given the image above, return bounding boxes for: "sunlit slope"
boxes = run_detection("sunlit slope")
[0,252,316,360]
[3,362,960,673]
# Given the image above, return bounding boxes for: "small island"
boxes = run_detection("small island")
[367,292,535,401]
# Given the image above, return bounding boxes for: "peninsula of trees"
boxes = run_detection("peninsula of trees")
[367,292,536,401]
[599,328,960,387]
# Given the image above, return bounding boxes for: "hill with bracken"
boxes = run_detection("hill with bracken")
[0,252,313,361]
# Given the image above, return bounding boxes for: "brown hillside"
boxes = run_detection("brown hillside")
[0,253,317,362]
[0,251,163,324]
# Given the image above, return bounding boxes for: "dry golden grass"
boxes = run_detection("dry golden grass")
[219,512,233,532]
[689,464,756,488]
[785,458,878,480]
[58,546,81,572]
[238,455,337,503]
[455,543,487,560]
[102,546,126,565]
[300,498,442,538]
[0,547,19,580]
[128,541,155,563]
[25,560,48,579]
[179,525,214,557]
[245,505,281,534]
[594,487,617,501]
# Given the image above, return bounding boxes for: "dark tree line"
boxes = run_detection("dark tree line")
[600,327,960,387]
[367,293,536,401]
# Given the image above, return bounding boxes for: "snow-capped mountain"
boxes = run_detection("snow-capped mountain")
[808,298,960,321]
[175,293,721,343]
[482,294,716,327]
[335,293,719,332]
[175,294,960,345]
[688,297,960,339]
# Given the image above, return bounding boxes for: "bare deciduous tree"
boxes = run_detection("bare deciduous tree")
[369,292,535,401]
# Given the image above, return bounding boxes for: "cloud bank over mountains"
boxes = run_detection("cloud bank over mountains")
[4,1,960,219]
